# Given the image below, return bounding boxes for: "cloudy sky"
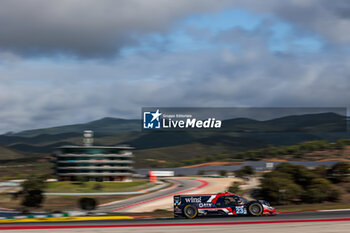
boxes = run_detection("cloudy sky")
[1,0,350,133]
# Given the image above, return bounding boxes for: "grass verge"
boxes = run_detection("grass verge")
[0,180,168,212]
[45,181,154,193]
[276,203,350,212]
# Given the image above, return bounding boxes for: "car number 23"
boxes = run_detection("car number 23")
[235,206,246,214]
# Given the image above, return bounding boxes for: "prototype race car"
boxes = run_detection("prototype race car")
[173,191,276,219]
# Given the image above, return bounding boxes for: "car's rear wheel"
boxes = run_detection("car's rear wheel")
[183,205,198,219]
[248,203,263,216]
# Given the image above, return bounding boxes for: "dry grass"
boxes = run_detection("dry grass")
[181,161,243,168]
[0,193,154,212]
[0,180,161,212]
[46,181,153,193]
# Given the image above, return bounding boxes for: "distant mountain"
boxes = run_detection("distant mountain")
[222,112,346,132]
[263,112,346,132]
[9,112,346,138]
[0,132,81,146]
[13,117,140,137]
[0,113,348,168]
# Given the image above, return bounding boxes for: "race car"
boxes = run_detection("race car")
[173,191,276,219]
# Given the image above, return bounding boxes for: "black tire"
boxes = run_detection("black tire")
[248,202,263,216]
[183,205,198,219]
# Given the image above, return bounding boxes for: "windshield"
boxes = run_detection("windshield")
[236,196,248,204]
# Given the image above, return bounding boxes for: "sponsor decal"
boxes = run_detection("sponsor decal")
[184,197,201,203]
[198,203,212,208]
[174,199,181,205]
[235,206,247,214]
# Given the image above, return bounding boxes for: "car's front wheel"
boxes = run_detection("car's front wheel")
[248,203,263,216]
[183,205,198,219]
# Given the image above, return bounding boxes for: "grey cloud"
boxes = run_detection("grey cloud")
[238,0,350,45]
[0,0,232,58]
[1,1,350,132]
[2,0,350,58]
[1,41,350,133]
[328,0,350,19]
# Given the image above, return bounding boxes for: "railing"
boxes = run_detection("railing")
[55,160,134,164]
[58,166,134,170]
[57,172,134,176]
[54,153,134,158]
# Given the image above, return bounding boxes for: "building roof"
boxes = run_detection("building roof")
[57,145,134,149]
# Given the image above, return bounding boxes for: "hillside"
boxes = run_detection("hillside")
[0,146,25,160]
[0,113,348,168]
[222,112,346,132]
[14,117,140,137]
[9,112,346,137]
[161,140,350,168]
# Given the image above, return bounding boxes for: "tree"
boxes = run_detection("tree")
[260,163,342,205]
[219,170,227,176]
[79,198,97,211]
[234,165,255,177]
[312,165,328,179]
[21,190,44,208]
[260,176,303,205]
[20,176,47,209]
[93,183,104,190]
[263,171,292,180]
[301,178,340,203]
[328,162,350,183]
[335,139,346,150]
[275,163,317,187]
[228,181,241,193]
[241,165,255,175]
[75,176,87,186]
[233,152,245,159]
[286,145,299,154]
[197,170,205,176]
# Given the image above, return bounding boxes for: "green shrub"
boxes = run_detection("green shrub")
[219,170,227,176]
[260,163,343,205]
[93,183,104,190]
[228,181,241,193]
[312,165,328,179]
[327,187,341,202]
[301,178,334,203]
[345,183,350,193]
[197,170,205,176]
[275,163,317,187]
[328,162,350,183]
[234,165,255,177]
[260,176,303,205]
[20,176,47,209]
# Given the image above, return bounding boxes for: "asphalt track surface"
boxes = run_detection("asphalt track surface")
[1,210,349,228]
[97,178,205,212]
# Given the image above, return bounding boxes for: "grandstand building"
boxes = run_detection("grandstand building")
[53,131,134,182]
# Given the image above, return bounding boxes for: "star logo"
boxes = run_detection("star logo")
[151,109,162,122]
[143,109,162,129]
